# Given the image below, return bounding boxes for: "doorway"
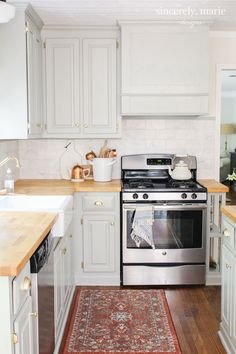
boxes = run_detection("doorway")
[216,67,236,182]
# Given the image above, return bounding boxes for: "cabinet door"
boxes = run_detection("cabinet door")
[54,230,73,338]
[13,296,33,354]
[221,244,234,336]
[121,24,208,95]
[83,215,116,272]
[45,38,81,135]
[63,231,73,307]
[83,39,117,136]
[54,239,64,336]
[26,19,43,137]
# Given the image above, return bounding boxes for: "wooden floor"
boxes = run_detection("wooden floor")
[60,286,226,354]
[165,286,226,354]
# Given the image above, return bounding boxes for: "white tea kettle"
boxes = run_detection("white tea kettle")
[168,160,192,180]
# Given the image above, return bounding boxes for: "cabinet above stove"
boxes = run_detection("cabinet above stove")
[119,21,209,117]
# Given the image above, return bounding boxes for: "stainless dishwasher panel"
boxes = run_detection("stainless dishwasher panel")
[31,233,57,354]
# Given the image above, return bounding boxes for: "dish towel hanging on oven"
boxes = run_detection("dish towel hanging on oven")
[131,206,155,249]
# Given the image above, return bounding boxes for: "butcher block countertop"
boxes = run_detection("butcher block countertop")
[0,211,57,276]
[221,206,236,224]
[14,179,228,194]
[15,179,122,194]
[198,179,229,193]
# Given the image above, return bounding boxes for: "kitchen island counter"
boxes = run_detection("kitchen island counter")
[0,211,57,276]
[221,205,236,224]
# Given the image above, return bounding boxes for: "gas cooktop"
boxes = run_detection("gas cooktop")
[123,179,206,192]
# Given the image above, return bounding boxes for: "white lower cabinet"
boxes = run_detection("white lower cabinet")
[54,224,74,353]
[219,216,236,353]
[0,262,34,354]
[83,214,116,273]
[13,296,33,354]
[74,192,120,285]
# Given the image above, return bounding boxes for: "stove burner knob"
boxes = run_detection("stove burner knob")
[181,193,187,199]
[191,193,197,200]
[143,193,149,200]
[133,193,138,199]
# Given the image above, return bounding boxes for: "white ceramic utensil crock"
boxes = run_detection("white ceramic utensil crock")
[89,158,116,182]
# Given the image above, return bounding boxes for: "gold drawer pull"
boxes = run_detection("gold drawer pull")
[223,229,230,237]
[94,200,103,206]
[21,276,32,290]
[226,263,232,269]
[30,312,38,317]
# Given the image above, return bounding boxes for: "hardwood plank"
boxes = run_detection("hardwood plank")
[165,286,226,354]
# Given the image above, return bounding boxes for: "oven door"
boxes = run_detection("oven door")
[122,203,207,264]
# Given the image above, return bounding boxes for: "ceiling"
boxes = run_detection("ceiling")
[8,0,236,28]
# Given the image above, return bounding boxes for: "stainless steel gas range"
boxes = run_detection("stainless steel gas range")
[121,154,207,286]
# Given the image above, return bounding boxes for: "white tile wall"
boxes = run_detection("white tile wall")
[18,117,216,180]
[0,140,19,188]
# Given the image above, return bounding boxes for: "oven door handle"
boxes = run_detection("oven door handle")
[123,204,207,211]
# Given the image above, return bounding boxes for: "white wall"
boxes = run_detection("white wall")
[0,140,19,188]
[18,117,216,180]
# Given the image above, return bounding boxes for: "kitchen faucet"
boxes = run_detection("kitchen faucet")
[0,155,20,169]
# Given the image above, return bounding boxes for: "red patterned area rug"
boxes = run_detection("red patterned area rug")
[63,289,181,354]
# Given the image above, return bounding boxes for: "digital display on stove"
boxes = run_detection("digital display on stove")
[147,158,172,165]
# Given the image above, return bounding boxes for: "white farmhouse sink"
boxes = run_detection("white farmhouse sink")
[0,195,73,237]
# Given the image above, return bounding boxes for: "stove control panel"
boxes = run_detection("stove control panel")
[123,192,207,202]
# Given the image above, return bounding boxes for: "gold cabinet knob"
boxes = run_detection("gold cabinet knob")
[12,332,18,345]
[21,276,32,291]
[94,200,103,206]
[83,124,88,128]
[223,229,230,237]
[110,221,115,226]
[74,123,80,127]
[226,263,232,269]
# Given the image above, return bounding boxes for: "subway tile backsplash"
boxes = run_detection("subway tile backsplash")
[0,118,216,182]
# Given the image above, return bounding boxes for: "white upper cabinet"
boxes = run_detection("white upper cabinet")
[43,30,120,138]
[26,18,43,137]
[120,22,209,116]
[0,5,43,139]
[83,39,117,136]
[45,38,81,135]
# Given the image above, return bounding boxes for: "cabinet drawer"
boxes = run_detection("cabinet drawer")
[12,262,31,315]
[82,194,115,212]
[222,219,235,250]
